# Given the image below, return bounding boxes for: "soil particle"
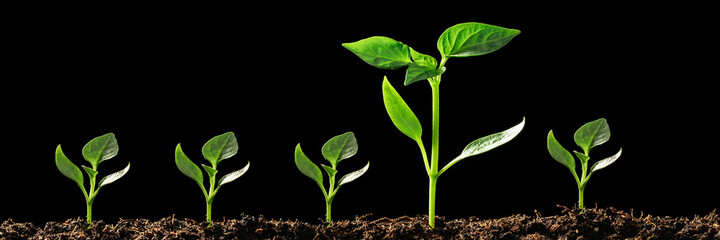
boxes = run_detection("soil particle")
[2,207,718,239]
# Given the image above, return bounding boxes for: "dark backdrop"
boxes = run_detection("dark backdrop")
[3,3,716,225]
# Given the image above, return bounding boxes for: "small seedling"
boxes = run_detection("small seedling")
[547,118,623,213]
[175,131,250,226]
[343,22,524,228]
[55,133,130,226]
[294,132,369,226]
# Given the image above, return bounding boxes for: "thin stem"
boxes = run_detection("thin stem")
[325,199,333,226]
[417,140,430,173]
[326,171,336,226]
[428,78,441,229]
[206,167,217,225]
[206,199,213,225]
[86,201,93,225]
[578,185,585,213]
[428,176,438,228]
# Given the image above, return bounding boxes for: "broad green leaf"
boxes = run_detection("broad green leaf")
[294,144,323,187]
[321,164,337,178]
[405,63,446,86]
[175,143,204,187]
[338,161,370,187]
[98,162,130,188]
[218,161,250,187]
[321,132,358,166]
[574,118,610,154]
[82,133,118,168]
[202,132,238,166]
[409,47,437,68]
[382,76,422,142]
[55,144,84,189]
[590,148,622,174]
[201,164,218,178]
[440,118,525,175]
[547,130,576,171]
[437,22,520,58]
[82,166,98,179]
[342,36,412,70]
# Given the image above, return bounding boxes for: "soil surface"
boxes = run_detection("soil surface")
[2,207,718,239]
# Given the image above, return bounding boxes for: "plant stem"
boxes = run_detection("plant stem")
[428,176,438,228]
[428,78,441,229]
[86,201,93,225]
[578,186,585,213]
[325,199,333,226]
[206,199,213,225]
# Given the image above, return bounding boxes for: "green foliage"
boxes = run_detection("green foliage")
[295,132,369,226]
[55,133,130,226]
[175,132,250,225]
[547,118,622,212]
[343,22,522,228]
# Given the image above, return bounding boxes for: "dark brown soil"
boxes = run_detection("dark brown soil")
[2,207,718,239]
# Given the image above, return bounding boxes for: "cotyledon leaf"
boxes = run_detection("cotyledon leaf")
[439,118,524,175]
[590,148,622,174]
[294,144,323,187]
[338,161,370,187]
[55,144,85,189]
[547,130,576,172]
[382,76,422,143]
[98,162,131,188]
[175,143,204,188]
[218,161,250,187]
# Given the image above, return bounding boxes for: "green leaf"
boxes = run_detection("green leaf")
[338,161,370,187]
[437,22,520,58]
[382,76,422,142]
[321,164,338,178]
[574,118,610,154]
[81,166,98,179]
[82,133,118,168]
[218,161,250,187]
[342,36,412,70]
[440,118,525,175]
[590,148,622,174]
[55,144,84,189]
[202,132,238,167]
[201,164,218,178]
[547,130,576,171]
[410,47,437,68]
[573,151,590,165]
[98,162,130,188]
[321,132,358,166]
[405,63,446,86]
[294,144,323,187]
[175,143,204,187]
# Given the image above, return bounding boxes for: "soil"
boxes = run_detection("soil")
[2,207,718,240]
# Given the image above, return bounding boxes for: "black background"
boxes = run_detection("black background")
[3,3,716,225]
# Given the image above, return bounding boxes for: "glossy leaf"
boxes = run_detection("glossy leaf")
[590,148,622,174]
[321,132,358,166]
[437,22,520,58]
[294,144,323,187]
[547,130,576,171]
[202,132,238,166]
[98,162,130,188]
[55,144,84,188]
[82,133,118,167]
[382,76,422,142]
[440,118,525,175]
[338,161,370,187]
[405,63,446,86]
[175,143,204,187]
[342,36,412,70]
[574,118,610,154]
[218,161,250,187]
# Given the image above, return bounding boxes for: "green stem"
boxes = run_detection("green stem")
[578,185,585,213]
[86,201,93,225]
[206,199,213,225]
[428,176,438,228]
[325,199,333,226]
[428,78,441,229]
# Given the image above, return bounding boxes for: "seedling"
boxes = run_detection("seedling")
[55,133,130,226]
[547,118,623,213]
[343,22,524,228]
[175,131,250,226]
[294,132,369,226]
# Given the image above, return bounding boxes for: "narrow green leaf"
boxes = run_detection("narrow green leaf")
[321,132,358,166]
[81,166,98,179]
[218,161,250,187]
[98,162,130,188]
[590,148,622,174]
[201,164,218,178]
[175,143,204,187]
[437,22,520,58]
[574,118,610,154]
[55,144,84,188]
[202,132,238,166]
[440,118,525,175]
[294,144,323,187]
[338,161,370,187]
[405,63,446,86]
[382,76,422,142]
[547,130,576,171]
[82,133,118,167]
[321,164,338,178]
[342,36,412,70]
[573,151,590,165]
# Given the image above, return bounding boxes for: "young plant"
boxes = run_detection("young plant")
[55,133,131,226]
[175,131,250,226]
[294,132,369,226]
[547,118,623,213]
[343,22,524,228]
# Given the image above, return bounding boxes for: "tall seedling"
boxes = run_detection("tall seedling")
[175,132,250,226]
[343,22,524,228]
[55,133,131,226]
